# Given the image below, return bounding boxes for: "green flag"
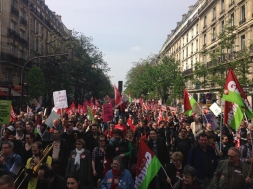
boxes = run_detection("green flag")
[87,106,94,122]
[184,89,196,116]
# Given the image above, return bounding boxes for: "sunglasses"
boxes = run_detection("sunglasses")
[100,140,106,142]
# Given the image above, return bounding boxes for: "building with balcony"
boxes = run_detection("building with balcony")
[159,0,253,105]
[0,0,71,106]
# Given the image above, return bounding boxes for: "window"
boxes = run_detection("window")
[203,34,206,45]
[187,34,188,43]
[191,59,193,68]
[241,35,245,50]
[231,13,234,26]
[196,24,198,34]
[35,38,39,52]
[203,55,206,64]
[196,40,198,51]
[240,5,246,23]
[20,9,26,18]
[5,69,13,82]
[221,0,224,11]
[10,44,17,55]
[213,7,216,19]
[20,29,26,39]
[191,43,193,53]
[212,27,216,40]
[20,50,26,59]
[221,20,225,32]
[186,47,188,57]
[10,20,17,31]
[183,50,184,59]
[204,16,207,27]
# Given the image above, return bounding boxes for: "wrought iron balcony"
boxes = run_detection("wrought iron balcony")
[21,0,28,6]
[0,53,27,66]
[7,28,20,40]
[239,18,246,25]
[11,5,19,18]
[19,37,29,47]
[20,17,27,26]
[183,68,192,76]
[220,9,225,15]
[229,1,234,7]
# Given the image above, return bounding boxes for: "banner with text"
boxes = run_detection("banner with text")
[0,100,11,124]
[53,90,68,109]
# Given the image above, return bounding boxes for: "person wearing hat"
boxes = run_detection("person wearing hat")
[4,126,16,141]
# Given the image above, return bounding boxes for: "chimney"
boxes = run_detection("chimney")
[171,30,175,33]
[182,14,186,20]
[177,22,181,27]
[56,15,62,22]
[188,5,194,11]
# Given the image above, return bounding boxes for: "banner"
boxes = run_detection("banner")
[53,90,68,109]
[103,103,113,122]
[203,113,217,130]
[0,100,11,124]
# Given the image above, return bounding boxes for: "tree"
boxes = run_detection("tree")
[193,20,253,94]
[27,67,45,99]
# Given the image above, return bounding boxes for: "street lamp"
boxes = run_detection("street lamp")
[20,49,73,109]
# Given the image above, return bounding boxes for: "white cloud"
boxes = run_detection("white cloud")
[130,46,141,52]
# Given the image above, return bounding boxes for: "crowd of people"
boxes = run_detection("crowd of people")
[0,102,253,189]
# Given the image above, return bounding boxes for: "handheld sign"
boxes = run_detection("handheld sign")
[103,103,113,122]
[53,90,68,109]
[0,100,11,124]
[209,102,222,116]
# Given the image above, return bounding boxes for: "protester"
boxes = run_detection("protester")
[173,165,203,189]
[211,147,252,189]
[187,133,218,188]
[101,156,134,189]
[0,175,15,189]
[66,172,81,189]
[66,139,92,189]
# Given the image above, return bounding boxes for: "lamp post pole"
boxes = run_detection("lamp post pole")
[20,50,73,110]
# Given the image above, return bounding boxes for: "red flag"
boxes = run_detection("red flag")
[184,89,192,113]
[139,97,143,106]
[114,85,122,107]
[70,102,76,113]
[224,101,232,125]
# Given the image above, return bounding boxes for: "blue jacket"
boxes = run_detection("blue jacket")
[0,152,22,177]
[187,144,218,179]
[101,169,135,189]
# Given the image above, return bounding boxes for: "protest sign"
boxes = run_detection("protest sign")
[0,100,11,124]
[103,103,113,122]
[53,90,68,109]
[203,113,217,130]
[45,111,60,128]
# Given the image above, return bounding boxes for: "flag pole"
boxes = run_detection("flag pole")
[195,102,208,124]
[219,100,223,151]
[243,112,253,150]
[161,165,173,188]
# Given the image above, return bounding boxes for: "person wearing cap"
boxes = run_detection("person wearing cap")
[0,141,22,177]
[3,126,16,141]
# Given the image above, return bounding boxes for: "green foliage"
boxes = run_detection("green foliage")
[27,67,45,99]
[124,55,185,102]
[193,20,253,94]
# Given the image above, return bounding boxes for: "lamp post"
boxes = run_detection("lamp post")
[20,49,73,109]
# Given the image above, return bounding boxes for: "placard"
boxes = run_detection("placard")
[45,111,60,128]
[53,90,68,109]
[103,103,113,122]
[209,102,222,116]
[0,100,11,124]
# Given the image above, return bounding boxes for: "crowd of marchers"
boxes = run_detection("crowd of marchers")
[0,102,253,189]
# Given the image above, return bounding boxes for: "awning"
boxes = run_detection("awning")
[0,87,21,96]
[0,90,8,96]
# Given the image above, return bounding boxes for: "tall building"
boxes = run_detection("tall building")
[0,0,71,105]
[159,0,253,105]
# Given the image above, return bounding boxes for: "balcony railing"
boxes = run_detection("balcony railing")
[229,1,235,7]
[8,28,20,40]
[212,17,216,22]
[212,37,216,42]
[21,0,28,6]
[220,9,225,15]
[19,37,28,47]
[20,17,27,26]
[203,44,206,47]
[0,53,27,65]
[203,25,207,29]
[183,68,193,76]
[11,5,19,18]
[239,18,246,25]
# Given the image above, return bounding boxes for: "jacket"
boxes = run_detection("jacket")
[210,159,251,189]
[66,149,92,188]
[187,144,218,179]
[101,169,135,189]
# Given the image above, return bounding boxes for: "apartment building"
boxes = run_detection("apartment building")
[0,0,70,104]
[159,0,253,105]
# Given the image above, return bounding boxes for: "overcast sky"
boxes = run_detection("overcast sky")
[45,0,197,88]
